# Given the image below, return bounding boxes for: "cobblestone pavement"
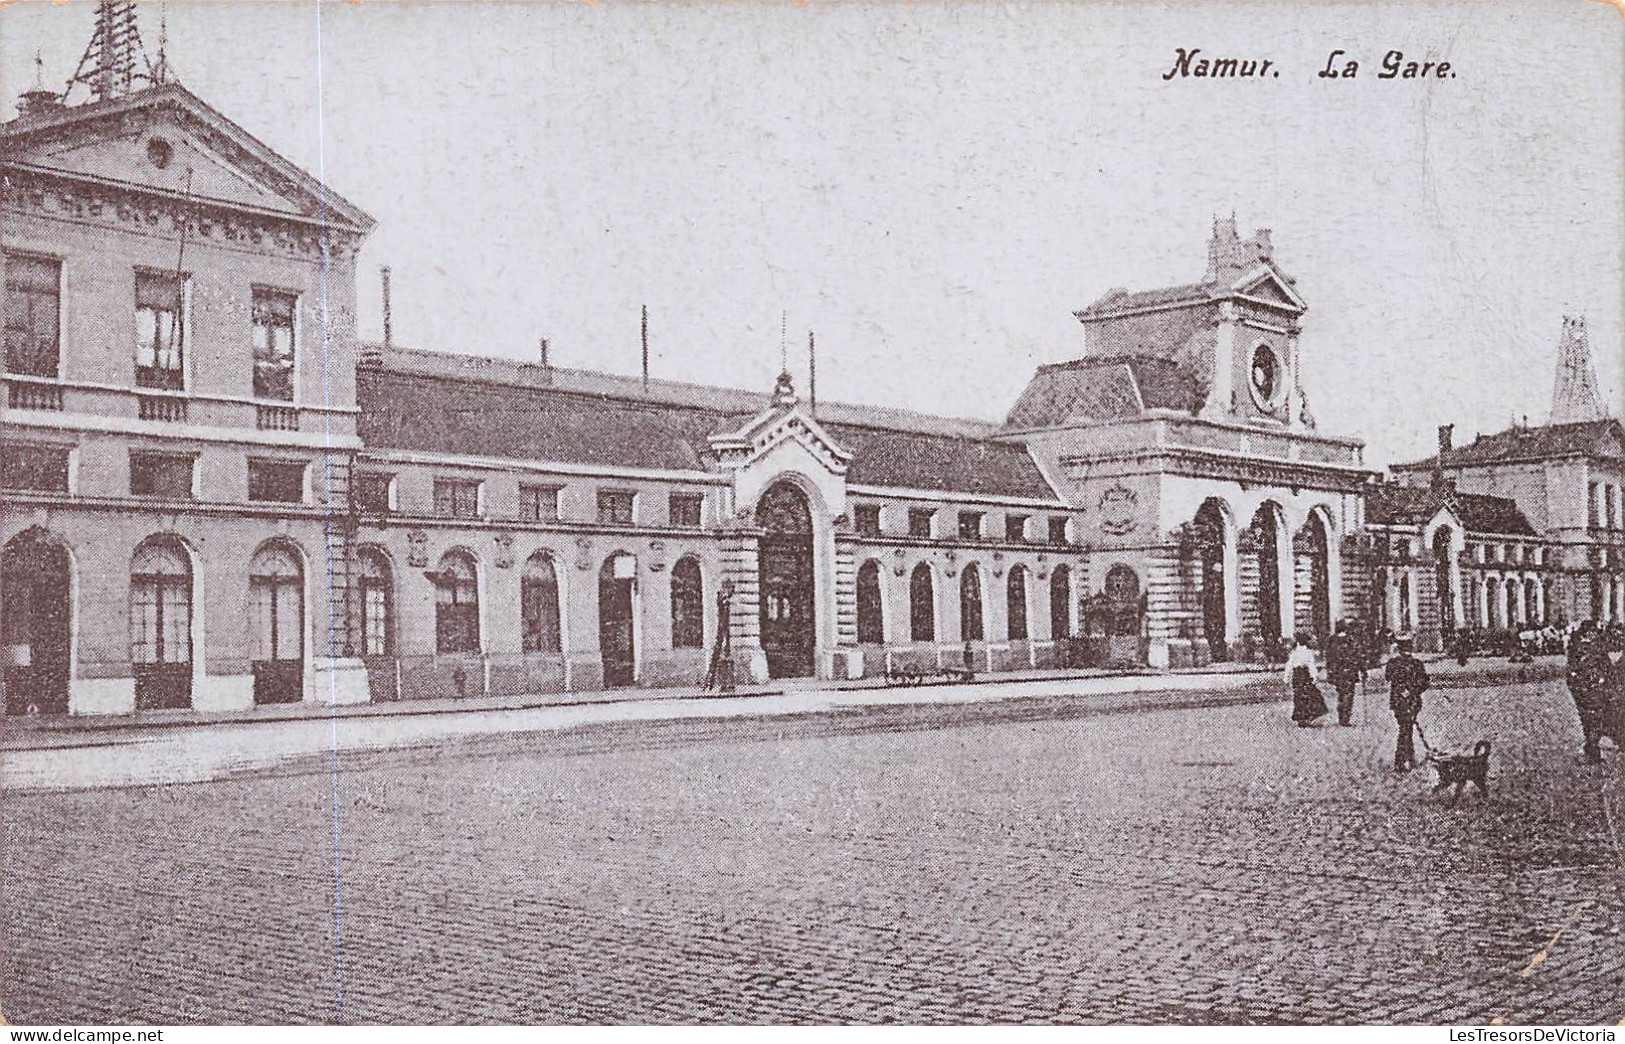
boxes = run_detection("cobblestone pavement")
[2,676,1621,1025]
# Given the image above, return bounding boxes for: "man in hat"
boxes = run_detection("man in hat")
[1384,634,1430,772]
[1324,619,1362,727]
[1567,619,1612,763]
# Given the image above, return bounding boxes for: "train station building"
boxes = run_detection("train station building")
[1,8,1613,715]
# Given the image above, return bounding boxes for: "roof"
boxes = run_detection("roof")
[357,349,1060,501]
[1077,281,1213,318]
[1003,354,1206,429]
[1365,483,1537,537]
[1393,419,1625,471]
[824,422,1059,500]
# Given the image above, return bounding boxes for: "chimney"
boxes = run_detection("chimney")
[1253,228,1272,260]
[380,266,393,351]
[1437,423,1453,454]
[538,337,550,369]
[1432,423,1453,488]
[641,304,649,390]
[807,330,817,415]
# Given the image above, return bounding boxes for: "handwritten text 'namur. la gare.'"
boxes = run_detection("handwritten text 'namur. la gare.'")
[1162,47,1457,81]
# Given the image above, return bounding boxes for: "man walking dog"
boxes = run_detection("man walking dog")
[1385,635,1430,773]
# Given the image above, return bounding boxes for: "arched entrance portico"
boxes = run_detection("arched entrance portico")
[1244,503,1287,653]
[2,529,72,716]
[757,482,816,678]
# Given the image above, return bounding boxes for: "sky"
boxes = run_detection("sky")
[2,0,1620,467]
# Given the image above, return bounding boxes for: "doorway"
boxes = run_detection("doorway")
[757,482,816,678]
[1,530,71,715]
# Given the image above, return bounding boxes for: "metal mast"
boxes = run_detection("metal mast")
[63,0,158,103]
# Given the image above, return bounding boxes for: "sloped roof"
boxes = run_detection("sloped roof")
[824,423,1059,500]
[1365,483,1536,537]
[356,350,1060,500]
[1393,419,1625,471]
[1077,282,1212,317]
[1003,355,1205,429]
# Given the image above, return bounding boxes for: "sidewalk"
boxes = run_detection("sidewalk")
[0,654,1564,793]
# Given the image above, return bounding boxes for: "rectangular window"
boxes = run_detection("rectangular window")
[958,511,984,540]
[1590,483,1602,529]
[1005,514,1029,542]
[434,478,481,518]
[908,508,934,538]
[130,452,195,499]
[354,473,394,514]
[520,483,561,522]
[248,459,307,503]
[361,580,390,657]
[597,489,635,525]
[669,493,703,528]
[855,504,882,537]
[251,288,297,401]
[1,444,69,492]
[2,253,60,378]
[135,270,185,390]
[1048,517,1070,546]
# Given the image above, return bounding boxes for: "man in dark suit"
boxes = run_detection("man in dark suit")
[1385,635,1430,773]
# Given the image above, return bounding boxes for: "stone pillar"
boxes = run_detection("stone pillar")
[720,530,768,683]
[1144,546,1183,669]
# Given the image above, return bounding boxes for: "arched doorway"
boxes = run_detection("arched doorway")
[1049,565,1072,639]
[249,542,304,704]
[757,482,815,678]
[357,546,396,701]
[1006,565,1029,641]
[856,560,885,645]
[2,529,71,715]
[1246,505,1284,651]
[1194,500,1229,659]
[131,537,193,710]
[1296,512,1331,642]
[599,553,637,687]
[910,563,935,642]
[959,563,984,642]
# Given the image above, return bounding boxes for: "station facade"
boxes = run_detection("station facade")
[2,25,1615,715]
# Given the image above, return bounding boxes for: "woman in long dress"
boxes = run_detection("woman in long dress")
[1284,632,1329,727]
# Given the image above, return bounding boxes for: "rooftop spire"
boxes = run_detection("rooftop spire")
[1550,314,1608,425]
[63,0,158,104]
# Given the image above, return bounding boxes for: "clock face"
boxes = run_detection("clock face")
[1250,345,1280,409]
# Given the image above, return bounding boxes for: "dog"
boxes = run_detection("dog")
[1427,740,1491,806]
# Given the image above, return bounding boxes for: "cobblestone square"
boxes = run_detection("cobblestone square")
[2,677,1621,1024]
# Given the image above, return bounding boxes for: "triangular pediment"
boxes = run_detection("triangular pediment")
[709,404,853,475]
[2,84,372,231]
[1231,263,1307,312]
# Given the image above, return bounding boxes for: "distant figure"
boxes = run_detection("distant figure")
[1324,620,1361,727]
[1284,632,1329,728]
[1566,619,1611,763]
[1384,635,1431,773]
[1454,630,1469,667]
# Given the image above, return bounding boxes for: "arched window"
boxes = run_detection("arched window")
[435,551,480,654]
[1050,565,1072,639]
[1006,565,1029,641]
[131,538,192,709]
[909,563,935,642]
[521,553,562,653]
[856,560,885,644]
[250,542,304,704]
[357,547,393,657]
[960,563,984,642]
[670,556,704,649]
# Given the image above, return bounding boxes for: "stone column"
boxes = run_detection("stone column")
[719,529,768,683]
